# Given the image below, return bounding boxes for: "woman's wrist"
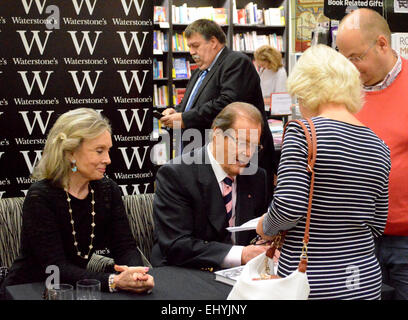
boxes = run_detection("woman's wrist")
[108,274,118,293]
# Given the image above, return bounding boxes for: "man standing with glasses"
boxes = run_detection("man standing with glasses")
[337,8,408,300]
[151,102,269,270]
[160,19,277,202]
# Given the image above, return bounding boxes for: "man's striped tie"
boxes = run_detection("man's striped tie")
[222,176,234,223]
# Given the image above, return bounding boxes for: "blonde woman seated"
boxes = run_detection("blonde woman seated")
[254,45,288,106]
[256,45,391,299]
[1,108,154,295]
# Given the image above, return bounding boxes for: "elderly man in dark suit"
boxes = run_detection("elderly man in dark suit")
[160,19,277,201]
[151,102,269,269]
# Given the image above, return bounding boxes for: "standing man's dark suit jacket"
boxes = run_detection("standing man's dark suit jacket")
[175,47,277,201]
[151,147,269,269]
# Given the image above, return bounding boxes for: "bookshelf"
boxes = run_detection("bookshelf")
[153,1,288,160]
[153,0,288,110]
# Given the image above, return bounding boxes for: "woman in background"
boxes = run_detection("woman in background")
[1,108,154,297]
[254,45,288,106]
[257,45,390,299]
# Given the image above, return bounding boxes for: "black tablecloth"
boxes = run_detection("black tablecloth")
[5,265,394,300]
[5,266,232,300]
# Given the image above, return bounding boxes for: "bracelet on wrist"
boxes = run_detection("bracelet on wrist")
[108,274,118,293]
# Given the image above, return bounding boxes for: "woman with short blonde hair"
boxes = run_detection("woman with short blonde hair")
[287,44,363,114]
[257,45,391,299]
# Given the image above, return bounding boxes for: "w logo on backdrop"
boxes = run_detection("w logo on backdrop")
[117,70,149,94]
[20,150,43,174]
[120,0,145,16]
[117,31,149,55]
[72,0,98,15]
[18,71,53,95]
[68,31,102,55]
[19,111,54,135]
[68,70,103,94]
[17,30,53,55]
[21,0,47,14]
[118,146,150,170]
[117,109,149,132]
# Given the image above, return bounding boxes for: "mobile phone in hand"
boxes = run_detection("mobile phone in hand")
[153,110,163,119]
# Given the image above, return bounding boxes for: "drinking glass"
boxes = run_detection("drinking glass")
[48,284,74,300]
[76,279,101,300]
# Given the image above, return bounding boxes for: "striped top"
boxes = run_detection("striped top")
[263,117,391,300]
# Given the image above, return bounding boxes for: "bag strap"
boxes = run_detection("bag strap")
[282,118,317,272]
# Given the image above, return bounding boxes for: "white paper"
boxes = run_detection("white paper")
[271,92,291,115]
[227,217,260,233]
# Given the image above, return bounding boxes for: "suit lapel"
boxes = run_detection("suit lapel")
[188,47,230,111]
[197,148,230,237]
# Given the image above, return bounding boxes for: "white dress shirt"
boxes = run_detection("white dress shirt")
[259,66,288,97]
[207,143,244,268]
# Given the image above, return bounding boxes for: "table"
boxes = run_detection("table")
[5,266,394,300]
[5,266,232,300]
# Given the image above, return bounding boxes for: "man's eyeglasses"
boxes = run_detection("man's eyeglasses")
[347,41,376,63]
[224,131,263,153]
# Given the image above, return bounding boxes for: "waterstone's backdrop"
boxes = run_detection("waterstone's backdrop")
[0,0,155,198]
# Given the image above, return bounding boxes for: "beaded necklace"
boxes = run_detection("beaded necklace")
[65,188,95,260]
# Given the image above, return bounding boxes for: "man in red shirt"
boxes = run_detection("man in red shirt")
[337,8,408,300]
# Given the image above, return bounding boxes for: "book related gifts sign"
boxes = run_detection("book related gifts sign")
[323,0,408,32]
[323,0,383,20]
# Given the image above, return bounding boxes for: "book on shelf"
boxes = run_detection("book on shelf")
[173,57,189,79]
[172,32,188,52]
[244,2,257,25]
[154,6,167,23]
[153,30,168,52]
[153,84,169,107]
[213,8,228,25]
[153,58,164,79]
[233,1,285,26]
[214,266,244,286]
[237,9,246,25]
[268,119,284,149]
[172,4,228,25]
[233,32,283,52]
[190,62,198,73]
[174,87,186,105]
[264,7,285,26]
[256,9,264,25]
